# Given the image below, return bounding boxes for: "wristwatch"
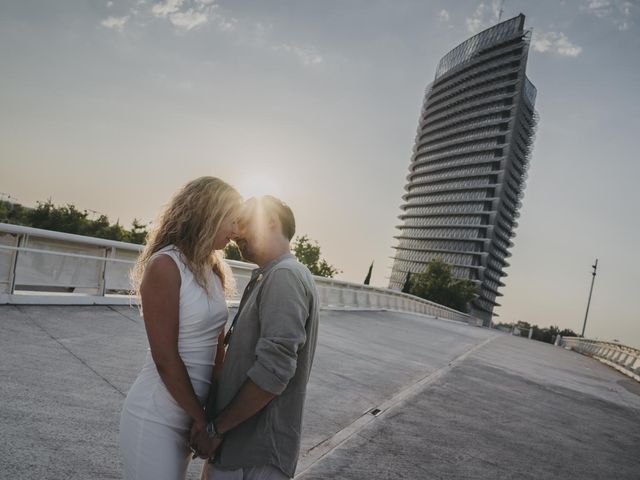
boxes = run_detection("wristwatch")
[205,420,223,439]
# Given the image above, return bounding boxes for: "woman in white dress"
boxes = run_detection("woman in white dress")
[119,176,242,480]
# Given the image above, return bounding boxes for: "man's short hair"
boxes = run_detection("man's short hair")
[242,195,296,241]
[262,196,296,240]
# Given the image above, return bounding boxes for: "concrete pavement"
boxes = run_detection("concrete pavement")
[1,305,638,479]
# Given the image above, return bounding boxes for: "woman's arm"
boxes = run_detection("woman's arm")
[140,255,206,427]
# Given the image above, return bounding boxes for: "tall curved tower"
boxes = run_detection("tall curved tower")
[389,14,538,326]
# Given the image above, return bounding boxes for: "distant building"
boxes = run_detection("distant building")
[389,14,538,326]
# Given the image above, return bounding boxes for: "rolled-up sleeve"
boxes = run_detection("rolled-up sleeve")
[246,267,309,395]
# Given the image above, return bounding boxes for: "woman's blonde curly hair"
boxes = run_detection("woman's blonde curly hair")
[131,176,242,298]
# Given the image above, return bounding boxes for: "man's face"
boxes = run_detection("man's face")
[234,220,254,262]
[234,205,262,263]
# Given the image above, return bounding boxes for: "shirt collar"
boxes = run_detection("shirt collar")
[251,252,295,280]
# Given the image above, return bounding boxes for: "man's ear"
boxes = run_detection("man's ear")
[266,213,279,232]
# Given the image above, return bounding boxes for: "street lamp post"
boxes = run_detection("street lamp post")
[581,259,598,338]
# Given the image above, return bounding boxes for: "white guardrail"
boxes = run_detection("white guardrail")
[0,223,475,324]
[561,336,640,382]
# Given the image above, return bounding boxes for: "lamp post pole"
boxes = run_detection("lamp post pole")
[581,259,598,337]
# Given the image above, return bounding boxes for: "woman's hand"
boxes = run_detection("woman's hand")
[190,421,222,459]
[189,420,206,453]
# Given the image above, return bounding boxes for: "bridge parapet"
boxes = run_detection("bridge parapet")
[0,223,473,324]
[562,336,640,382]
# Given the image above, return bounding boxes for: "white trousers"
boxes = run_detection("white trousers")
[119,407,191,480]
[202,463,289,480]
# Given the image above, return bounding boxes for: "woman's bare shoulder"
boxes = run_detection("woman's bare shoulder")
[142,254,181,289]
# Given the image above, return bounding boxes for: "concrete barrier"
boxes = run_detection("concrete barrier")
[561,336,640,382]
[0,223,474,324]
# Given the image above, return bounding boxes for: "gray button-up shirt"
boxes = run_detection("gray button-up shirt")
[215,252,319,478]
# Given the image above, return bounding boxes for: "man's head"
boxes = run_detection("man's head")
[234,195,296,265]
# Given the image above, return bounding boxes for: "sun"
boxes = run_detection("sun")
[237,175,282,199]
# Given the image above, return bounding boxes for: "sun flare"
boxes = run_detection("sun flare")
[237,175,282,199]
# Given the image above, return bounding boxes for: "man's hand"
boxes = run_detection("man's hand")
[190,421,223,459]
[195,436,223,459]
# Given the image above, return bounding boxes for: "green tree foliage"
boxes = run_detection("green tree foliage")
[28,201,88,234]
[0,201,30,225]
[559,328,579,337]
[402,271,412,293]
[363,261,373,285]
[223,242,242,260]
[493,321,578,345]
[128,218,149,244]
[408,259,477,313]
[292,235,340,278]
[0,200,148,245]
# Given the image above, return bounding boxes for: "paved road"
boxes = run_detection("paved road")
[1,305,638,479]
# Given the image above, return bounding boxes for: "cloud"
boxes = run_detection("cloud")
[584,0,615,18]
[466,4,488,34]
[466,1,502,34]
[168,8,208,30]
[106,1,114,7]
[100,15,129,31]
[532,31,583,57]
[245,22,322,67]
[150,0,230,32]
[438,8,455,29]
[151,0,185,18]
[211,10,237,32]
[273,43,323,66]
[582,0,635,30]
[464,3,583,58]
[128,1,320,67]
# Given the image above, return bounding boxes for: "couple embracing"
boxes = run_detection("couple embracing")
[119,177,319,480]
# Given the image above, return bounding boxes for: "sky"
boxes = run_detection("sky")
[1,0,639,347]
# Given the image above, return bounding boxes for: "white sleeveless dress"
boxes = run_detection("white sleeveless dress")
[119,246,229,480]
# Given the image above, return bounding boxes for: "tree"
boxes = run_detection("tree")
[126,218,149,244]
[402,271,412,293]
[492,321,579,345]
[27,200,88,234]
[559,328,578,337]
[407,259,477,313]
[363,261,373,285]
[292,235,340,278]
[0,201,30,225]
[4,199,149,245]
[224,242,242,261]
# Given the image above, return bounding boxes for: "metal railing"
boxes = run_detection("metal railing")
[561,336,640,382]
[0,223,474,324]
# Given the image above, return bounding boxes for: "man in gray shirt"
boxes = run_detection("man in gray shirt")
[193,195,319,480]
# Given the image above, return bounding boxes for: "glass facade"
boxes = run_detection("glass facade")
[389,14,538,326]
[435,15,524,79]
